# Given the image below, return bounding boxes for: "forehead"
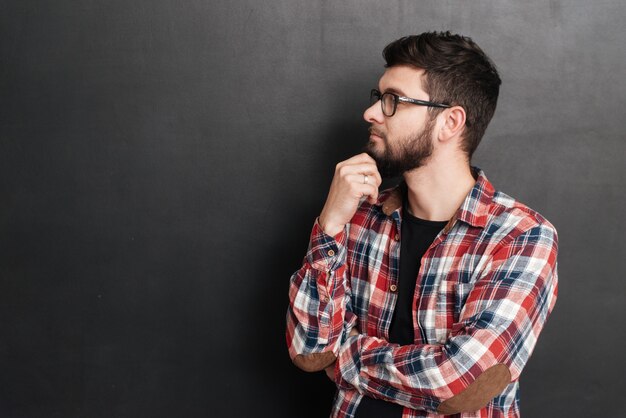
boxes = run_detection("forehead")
[378,65,427,97]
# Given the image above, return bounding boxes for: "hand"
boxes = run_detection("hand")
[319,153,382,236]
[324,327,360,382]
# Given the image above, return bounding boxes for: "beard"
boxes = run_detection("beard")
[364,117,435,178]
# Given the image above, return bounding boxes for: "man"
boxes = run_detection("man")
[286,32,558,418]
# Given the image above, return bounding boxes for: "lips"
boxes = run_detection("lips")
[368,127,385,141]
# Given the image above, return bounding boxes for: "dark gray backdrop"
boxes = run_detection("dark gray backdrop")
[1,1,624,417]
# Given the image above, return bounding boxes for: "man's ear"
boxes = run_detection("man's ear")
[438,106,466,141]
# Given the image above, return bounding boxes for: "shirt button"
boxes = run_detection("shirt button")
[327,249,335,257]
[394,234,400,241]
[389,284,398,292]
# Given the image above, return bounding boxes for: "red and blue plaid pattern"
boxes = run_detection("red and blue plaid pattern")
[287,167,558,417]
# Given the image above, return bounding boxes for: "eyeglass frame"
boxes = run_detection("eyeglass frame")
[370,88,450,117]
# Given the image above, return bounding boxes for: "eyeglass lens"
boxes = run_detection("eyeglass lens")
[381,93,396,116]
[370,90,396,116]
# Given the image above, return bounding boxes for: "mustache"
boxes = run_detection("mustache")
[368,126,386,140]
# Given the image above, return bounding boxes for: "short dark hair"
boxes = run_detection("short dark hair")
[383,32,501,159]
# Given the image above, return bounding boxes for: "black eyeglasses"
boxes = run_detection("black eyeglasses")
[370,89,450,117]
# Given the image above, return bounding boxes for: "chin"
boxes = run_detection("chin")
[365,141,384,156]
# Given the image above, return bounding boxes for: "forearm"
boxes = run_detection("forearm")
[286,219,355,371]
[333,332,511,413]
[287,153,382,372]
[286,265,349,370]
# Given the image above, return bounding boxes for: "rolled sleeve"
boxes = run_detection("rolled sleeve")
[286,218,352,370]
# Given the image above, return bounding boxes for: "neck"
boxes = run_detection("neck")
[402,157,476,222]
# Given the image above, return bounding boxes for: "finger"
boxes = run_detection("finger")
[346,173,380,188]
[350,152,377,164]
[338,163,381,184]
[339,153,376,167]
[363,167,382,187]
[352,183,379,202]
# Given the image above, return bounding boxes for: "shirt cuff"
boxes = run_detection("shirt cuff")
[306,218,347,272]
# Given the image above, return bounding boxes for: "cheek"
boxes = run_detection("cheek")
[399,113,429,136]
[385,117,412,140]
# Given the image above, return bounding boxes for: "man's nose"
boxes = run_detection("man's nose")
[363,101,384,124]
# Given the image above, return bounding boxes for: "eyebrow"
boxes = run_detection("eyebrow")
[381,86,408,97]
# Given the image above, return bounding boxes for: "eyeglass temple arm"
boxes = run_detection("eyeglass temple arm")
[399,97,451,108]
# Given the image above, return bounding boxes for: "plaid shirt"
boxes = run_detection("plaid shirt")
[286,167,558,417]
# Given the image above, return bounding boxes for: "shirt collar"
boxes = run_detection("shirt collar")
[376,166,494,232]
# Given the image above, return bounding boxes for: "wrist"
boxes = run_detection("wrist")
[318,215,344,237]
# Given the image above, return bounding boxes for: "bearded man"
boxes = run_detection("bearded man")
[286,32,559,418]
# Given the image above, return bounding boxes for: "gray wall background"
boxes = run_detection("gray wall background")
[1,1,624,417]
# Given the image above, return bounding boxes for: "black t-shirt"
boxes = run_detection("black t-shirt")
[354,188,448,418]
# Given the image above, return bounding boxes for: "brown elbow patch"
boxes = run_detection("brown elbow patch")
[437,363,512,415]
[292,351,337,372]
